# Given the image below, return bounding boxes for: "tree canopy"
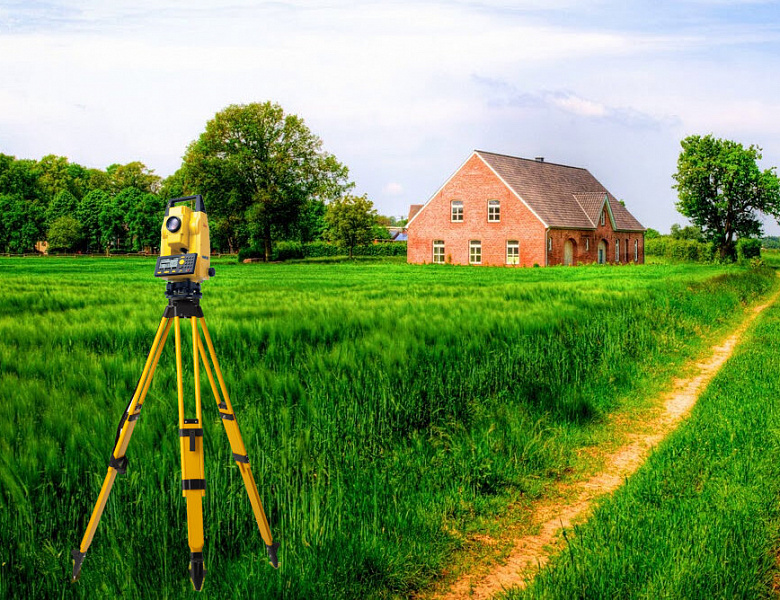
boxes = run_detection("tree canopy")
[326,194,378,258]
[182,102,352,258]
[673,134,780,260]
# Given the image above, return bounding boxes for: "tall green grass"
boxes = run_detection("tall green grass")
[505,288,780,599]
[0,258,775,599]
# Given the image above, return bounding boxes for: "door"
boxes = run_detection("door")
[598,240,606,264]
[563,239,574,266]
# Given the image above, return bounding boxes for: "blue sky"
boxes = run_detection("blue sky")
[2,0,780,233]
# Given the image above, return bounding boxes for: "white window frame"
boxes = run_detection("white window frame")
[634,239,638,262]
[451,200,463,222]
[585,238,590,252]
[469,240,482,265]
[506,240,519,265]
[548,237,552,252]
[601,211,606,226]
[433,240,445,264]
[487,200,500,222]
[615,238,620,262]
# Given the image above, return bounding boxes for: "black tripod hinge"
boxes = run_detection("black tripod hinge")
[232,453,250,464]
[179,428,203,452]
[109,454,129,475]
[219,412,234,421]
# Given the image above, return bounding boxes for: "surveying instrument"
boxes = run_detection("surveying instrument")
[71,195,279,591]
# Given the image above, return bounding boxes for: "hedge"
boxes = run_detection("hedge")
[238,241,407,262]
[645,237,716,262]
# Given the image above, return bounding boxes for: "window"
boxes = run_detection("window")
[615,238,620,262]
[626,238,629,262]
[601,211,606,226]
[469,240,481,264]
[634,239,639,262]
[433,240,445,264]
[548,237,552,252]
[506,240,519,264]
[488,200,500,222]
[585,238,590,252]
[451,200,463,222]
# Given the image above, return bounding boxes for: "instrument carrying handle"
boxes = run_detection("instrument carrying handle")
[167,195,205,213]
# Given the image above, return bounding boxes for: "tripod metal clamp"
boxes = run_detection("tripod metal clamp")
[108,454,129,475]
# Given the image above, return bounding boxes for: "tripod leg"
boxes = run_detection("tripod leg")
[72,315,172,583]
[177,316,207,591]
[196,317,279,568]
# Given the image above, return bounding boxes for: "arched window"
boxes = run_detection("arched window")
[506,240,519,264]
[634,239,639,262]
[433,240,445,263]
[451,200,463,222]
[469,240,482,264]
[601,211,606,226]
[488,200,500,222]
[615,238,620,262]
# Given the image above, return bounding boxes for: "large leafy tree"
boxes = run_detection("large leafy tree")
[673,134,780,260]
[106,162,161,194]
[0,195,45,253]
[182,102,352,258]
[77,190,109,252]
[325,194,378,258]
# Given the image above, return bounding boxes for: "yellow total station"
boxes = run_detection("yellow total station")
[72,194,279,592]
[155,195,214,283]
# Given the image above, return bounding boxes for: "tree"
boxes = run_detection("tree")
[673,134,780,260]
[669,223,703,242]
[325,194,378,258]
[47,216,82,252]
[127,192,165,251]
[182,101,352,258]
[46,189,79,226]
[645,228,661,239]
[77,190,109,252]
[0,195,45,253]
[106,162,161,194]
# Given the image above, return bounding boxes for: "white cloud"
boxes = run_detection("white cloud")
[2,0,780,234]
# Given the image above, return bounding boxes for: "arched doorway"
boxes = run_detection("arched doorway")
[597,239,607,264]
[563,238,576,266]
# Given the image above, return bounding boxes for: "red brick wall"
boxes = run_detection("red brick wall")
[407,155,645,267]
[407,154,546,267]
[547,215,645,266]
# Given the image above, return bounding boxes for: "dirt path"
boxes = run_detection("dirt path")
[437,288,780,600]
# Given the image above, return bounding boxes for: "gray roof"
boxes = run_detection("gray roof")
[477,151,644,231]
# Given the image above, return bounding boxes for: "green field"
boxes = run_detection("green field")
[0,257,776,599]
[506,283,780,599]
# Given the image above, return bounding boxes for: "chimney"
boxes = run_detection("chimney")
[535,156,545,162]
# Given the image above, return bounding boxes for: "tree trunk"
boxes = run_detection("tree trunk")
[264,223,272,262]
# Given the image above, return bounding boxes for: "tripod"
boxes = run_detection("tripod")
[72,281,279,591]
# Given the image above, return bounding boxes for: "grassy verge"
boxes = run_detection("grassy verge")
[0,258,775,599]
[505,288,780,599]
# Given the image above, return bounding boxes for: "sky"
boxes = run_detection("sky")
[2,0,780,234]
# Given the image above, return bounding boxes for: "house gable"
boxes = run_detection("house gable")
[407,153,547,266]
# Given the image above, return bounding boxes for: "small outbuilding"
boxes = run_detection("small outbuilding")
[407,150,645,267]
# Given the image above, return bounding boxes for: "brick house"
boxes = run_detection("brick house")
[407,150,645,267]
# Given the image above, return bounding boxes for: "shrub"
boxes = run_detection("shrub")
[645,237,715,263]
[736,238,762,262]
[238,241,407,262]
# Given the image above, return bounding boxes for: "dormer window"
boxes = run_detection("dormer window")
[451,200,464,222]
[601,210,606,226]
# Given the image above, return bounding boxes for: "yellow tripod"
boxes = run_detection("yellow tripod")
[71,284,279,591]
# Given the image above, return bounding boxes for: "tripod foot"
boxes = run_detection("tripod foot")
[189,552,206,591]
[266,541,280,568]
[71,549,86,583]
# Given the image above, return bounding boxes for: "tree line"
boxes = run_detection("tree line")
[0,102,393,257]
